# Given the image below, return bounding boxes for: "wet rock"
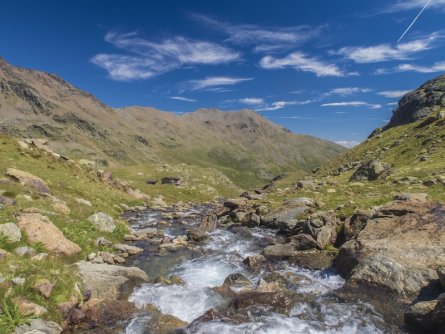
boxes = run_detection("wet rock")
[404,300,437,333]
[290,250,334,270]
[289,233,321,250]
[33,279,54,298]
[223,273,252,289]
[13,318,62,334]
[17,213,81,256]
[263,243,295,260]
[154,275,186,286]
[197,214,218,233]
[6,168,50,194]
[229,289,296,314]
[80,299,136,327]
[242,254,267,270]
[186,229,208,243]
[350,160,391,181]
[76,262,149,300]
[142,304,188,333]
[88,212,116,233]
[0,222,21,243]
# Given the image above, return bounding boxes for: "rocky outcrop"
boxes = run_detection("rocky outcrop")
[337,199,445,300]
[6,168,50,193]
[384,74,445,130]
[76,262,149,300]
[17,213,81,256]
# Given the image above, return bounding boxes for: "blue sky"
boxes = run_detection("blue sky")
[1,0,444,147]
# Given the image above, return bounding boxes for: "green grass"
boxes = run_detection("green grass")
[0,298,34,334]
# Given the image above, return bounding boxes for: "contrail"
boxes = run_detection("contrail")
[398,0,433,43]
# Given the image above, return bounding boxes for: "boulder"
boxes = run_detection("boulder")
[290,250,334,270]
[263,244,295,260]
[17,213,81,256]
[289,234,321,250]
[113,244,143,255]
[0,223,22,243]
[337,200,445,301]
[161,176,181,185]
[242,254,267,270]
[197,214,218,233]
[223,198,247,209]
[6,168,50,194]
[350,160,391,181]
[14,318,62,334]
[76,262,149,300]
[222,273,252,289]
[80,299,136,327]
[88,212,116,233]
[51,202,71,215]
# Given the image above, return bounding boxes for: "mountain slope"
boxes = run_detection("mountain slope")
[0,58,345,188]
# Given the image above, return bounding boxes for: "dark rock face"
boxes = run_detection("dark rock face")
[384,74,445,130]
[161,177,181,185]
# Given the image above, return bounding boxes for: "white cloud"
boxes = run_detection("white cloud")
[259,52,351,77]
[192,14,320,51]
[91,31,241,80]
[387,102,399,106]
[324,87,372,96]
[335,140,361,148]
[376,60,445,74]
[257,101,299,111]
[170,96,196,102]
[378,90,411,98]
[239,97,264,105]
[185,76,253,91]
[387,0,445,12]
[333,34,438,63]
[321,101,382,109]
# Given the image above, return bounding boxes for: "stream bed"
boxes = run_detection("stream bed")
[121,205,395,334]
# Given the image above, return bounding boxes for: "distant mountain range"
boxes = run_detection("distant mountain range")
[0,58,345,187]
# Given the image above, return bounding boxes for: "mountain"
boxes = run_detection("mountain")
[0,58,345,188]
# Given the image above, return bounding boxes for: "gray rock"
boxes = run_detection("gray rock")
[350,160,391,181]
[289,234,321,251]
[14,246,36,256]
[0,222,21,243]
[76,261,149,300]
[88,212,116,233]
[263,244,295,260]
[14,318,62,334]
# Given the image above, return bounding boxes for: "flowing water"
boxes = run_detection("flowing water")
[122,206,395,334]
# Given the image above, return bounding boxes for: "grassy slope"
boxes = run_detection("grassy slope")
[264,114,445,216]
[0,134,145,331]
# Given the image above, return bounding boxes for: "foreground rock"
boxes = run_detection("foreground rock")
[336,199,445,322]
[17,213,81,256]
[6,168,50,193]
[76,262,149,300]
[0,222,22,243]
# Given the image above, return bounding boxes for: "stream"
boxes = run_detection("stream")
[121,205,395,334]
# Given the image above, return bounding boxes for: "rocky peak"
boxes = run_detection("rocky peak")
[384,74,445,131]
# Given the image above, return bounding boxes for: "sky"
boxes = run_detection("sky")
[1,0,444,147]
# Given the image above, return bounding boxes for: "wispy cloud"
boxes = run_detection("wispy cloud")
[259,52,353,77]
[170,96,197,102]
[335,140,361,148]
[333,34,438,63]
[386,0,445,12]
[256,101,299,111]
[91,31,241,80]
[387,102,399,106]
[191,14,320,52]
[376,60,445,74]
[184,76,253,91]
[238,97,264,105]
[324,87,372,97]
[378,90,411,98]
[321,101,382,109]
